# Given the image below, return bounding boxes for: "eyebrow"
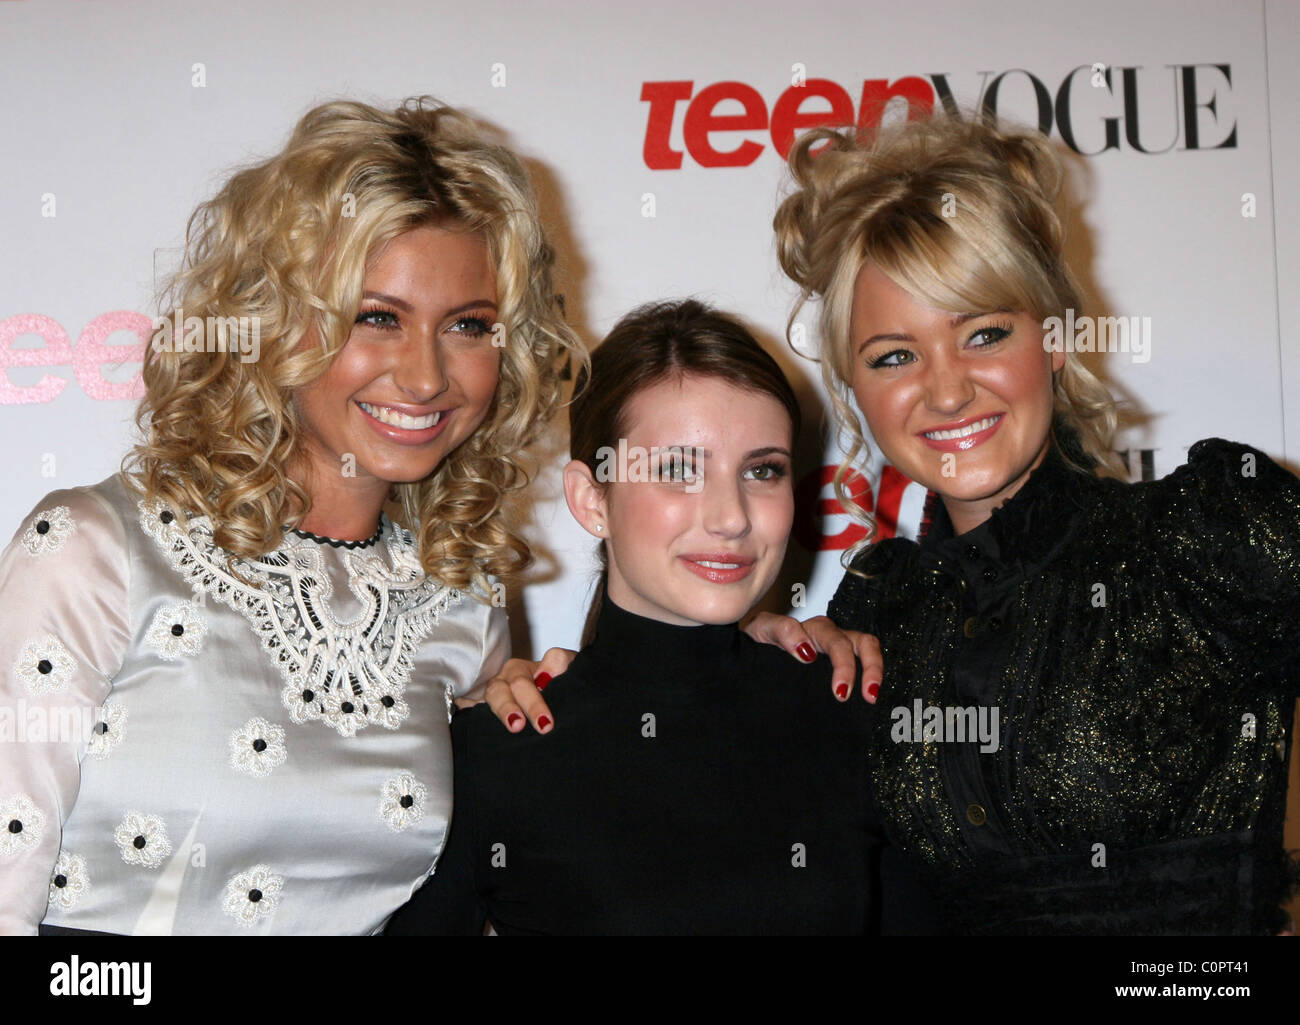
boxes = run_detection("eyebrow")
[656,446,793,460]
[361,291,498,316]
[856,311,1001,353]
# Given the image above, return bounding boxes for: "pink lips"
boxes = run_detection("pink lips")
[916,413,1004,452]
[356,401,451,446]
[679,552,755,585]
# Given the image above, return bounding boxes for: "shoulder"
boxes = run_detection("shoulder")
[5,475,131,561]
[1138,438,1298,528]
[827,541,913,630]
[452,654,591,756]
[737,632,869,726]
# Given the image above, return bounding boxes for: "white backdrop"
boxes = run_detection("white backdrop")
[1,0,1296,656]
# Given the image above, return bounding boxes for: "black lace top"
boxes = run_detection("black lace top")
[827,436,1300,934]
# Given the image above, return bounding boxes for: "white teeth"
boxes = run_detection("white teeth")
[697,561,741,569]
[359,402,441,430]
[924,415,1000,441]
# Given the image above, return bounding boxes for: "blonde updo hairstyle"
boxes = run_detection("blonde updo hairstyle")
[126,97,584,595]
[774,113,1122,553]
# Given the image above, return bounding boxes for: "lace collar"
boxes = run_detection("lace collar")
[138,501,461,737]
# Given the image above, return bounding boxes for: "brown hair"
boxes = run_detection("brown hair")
[569,299,799,642]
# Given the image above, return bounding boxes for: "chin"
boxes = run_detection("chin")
[678,593,756,626]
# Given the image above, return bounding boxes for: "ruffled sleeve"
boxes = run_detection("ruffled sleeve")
[827,550,887,635]
[1153,438,1300,674]
[0,486,130,934]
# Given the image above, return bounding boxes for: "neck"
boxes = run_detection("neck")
[584,595,742,697]
[290,457,390,542]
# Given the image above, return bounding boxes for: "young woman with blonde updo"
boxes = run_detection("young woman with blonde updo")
[773,113,1299,935]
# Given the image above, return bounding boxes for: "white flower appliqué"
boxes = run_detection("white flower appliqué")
[87,702,127,759]
[229,717,288,777]
[0,793,44,857]
[48,851,90,910]
[380,773,427,832]
[21,506,75,557]
[140,502,460,737]
[222,865,284,926]
[144,600,208,661]
[114,811,173,868]
[14,635,76,694]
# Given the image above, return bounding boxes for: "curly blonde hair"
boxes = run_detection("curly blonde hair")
[773,112,1123,556]
[125,97,584,595]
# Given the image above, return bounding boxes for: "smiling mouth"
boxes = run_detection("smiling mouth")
[922,414,1002,441]
[680,554,756,584]
[358,402,442,431]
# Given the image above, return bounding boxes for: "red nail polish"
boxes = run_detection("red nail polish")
[866,681,880,701]
[507,713,523,729]
[535,672,552,691]
[538,715,552,731]
[834,682,849,700]
[796,643,815,662]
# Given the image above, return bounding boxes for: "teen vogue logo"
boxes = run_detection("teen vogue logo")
[640,63,1238,168]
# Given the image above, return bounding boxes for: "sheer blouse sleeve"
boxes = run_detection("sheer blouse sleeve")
[1153,438,1300,679]
[0,487,131,934]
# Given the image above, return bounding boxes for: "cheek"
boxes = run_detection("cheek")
[977,353,1054,408]
[852,373,911,447]
[758,490,795,544]
[303,344,381,406]
[609,488,673,548]
[455,348,503,406]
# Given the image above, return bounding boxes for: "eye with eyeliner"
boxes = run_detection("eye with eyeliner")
[355,305,400,330]
[744,460,789,482]
[654,451,700,484]
[866,347,915,370]
[865,319,1016,368]
[449,314,494,338]
[353,307,496,338]
[967,321,1013,347]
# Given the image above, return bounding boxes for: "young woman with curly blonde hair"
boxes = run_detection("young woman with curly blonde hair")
[0,97,582,935]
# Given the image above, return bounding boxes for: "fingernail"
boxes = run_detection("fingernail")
[507,713,523,730]
[535,672,552,691]
[866,681,880,702]
[537,715,552,731]
[834,682,849,700]
[795,643,815,662]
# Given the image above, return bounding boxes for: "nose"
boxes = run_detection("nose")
[391,330,448,402]
[923,350,975,415]
[700,471,751,540]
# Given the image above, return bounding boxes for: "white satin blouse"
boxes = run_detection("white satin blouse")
[0,474,508,935]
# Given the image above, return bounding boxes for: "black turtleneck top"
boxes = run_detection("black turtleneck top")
[385,598,878,935]
[827,436,1300,935]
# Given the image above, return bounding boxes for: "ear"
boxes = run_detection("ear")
[1050,347,1066,374]
[562,459,608,539]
